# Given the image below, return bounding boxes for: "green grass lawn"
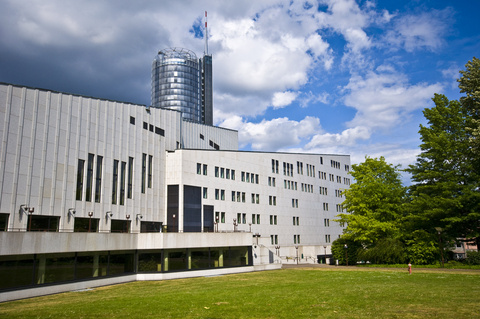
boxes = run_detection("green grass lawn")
[1,267,479,318]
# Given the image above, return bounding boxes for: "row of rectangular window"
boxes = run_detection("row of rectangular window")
[269,196,277,206]
[215,211,226,223]
[77,154,133,205]
[142,120,165,137]
[301,183,313,193]
[336,204,344,212]
[76,154,102,203]
[306,164,315,177]
[293,216,300,226]
[271,159,279,174]
[331,160,341,169]
[241,171,259,184]
[319,186,328,195]
[268,176,276,187]
[324,218,330,227]
[270,215,278,225]
[232,191,246,203]
[297,161,303,175]
[197,163,208,175]
[284,179,297,190]
[251,193,260,204]
[325,234,331,243]
[283,162,294,176]
[271,234,278,245]
[292,199,299,208]
[294,234,301,244]
[335,189,343,198]
[215,166,236,180]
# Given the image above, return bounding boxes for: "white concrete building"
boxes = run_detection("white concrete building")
[0,82,350,302]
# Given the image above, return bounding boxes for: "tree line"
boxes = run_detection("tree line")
[333,57,480,265]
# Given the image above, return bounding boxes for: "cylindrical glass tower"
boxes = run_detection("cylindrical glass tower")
[151,48,201,123]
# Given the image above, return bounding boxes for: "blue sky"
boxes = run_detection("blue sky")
[1,0,479,183]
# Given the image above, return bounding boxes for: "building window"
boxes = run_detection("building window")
[200,134,204,140]
[120,161,126,205]
[75,159,85,201]
[215,189,219,200]
[130,116,135,125]
[242,213,246,224]
[85,153,94,202]
[203,187,208,199]
[231,170,235,180]
[221,212,225,223]
[221,167,225,178]
[197,163,201,175]
[203,164,208,175]
[242,192,246,203]
[148,155,153,188]
[127,157,134,199]
[221,189,225,201]
[94,155,103,203]
[157,127,164,136]
[142,154,147,194]
[112,160,118,204]
[324,218,330,227]
[226,169,230,179]
[143,122,148,130]
[215,166,219,177]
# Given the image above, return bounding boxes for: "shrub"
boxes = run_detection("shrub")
[465,250,480,265]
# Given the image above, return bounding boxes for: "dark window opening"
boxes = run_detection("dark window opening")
[0,213,9,231]
[85,153,94,202]
[143,122,148,130]
[94,155,103,203]
[140,221,163,233]
[112,160,119,204]
[27,216,59,232]
[74,217,99,232]
[130,116,135,125]
[75,159,85,201]
[111,220,131,233]
[127,157,134,199]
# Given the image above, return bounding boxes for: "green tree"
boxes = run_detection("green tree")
[406,93,480,249]
[337,156,407,247]
[331,237,361,265]
[458,57,480,156]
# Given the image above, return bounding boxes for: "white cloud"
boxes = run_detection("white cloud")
[218,116,321,151]
[306,126,371,149]
[343,69,443,129]
[209,3,334,117]
[386,8,453,52]
[271,91,298,108]
[299,91,329,107]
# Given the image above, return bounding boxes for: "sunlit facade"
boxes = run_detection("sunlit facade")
[0,82,349,302]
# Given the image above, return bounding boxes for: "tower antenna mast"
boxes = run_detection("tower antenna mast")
[204,11,208,55]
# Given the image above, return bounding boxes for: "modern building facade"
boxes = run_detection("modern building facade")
[151,48,213,125]
[0,82,350,302]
